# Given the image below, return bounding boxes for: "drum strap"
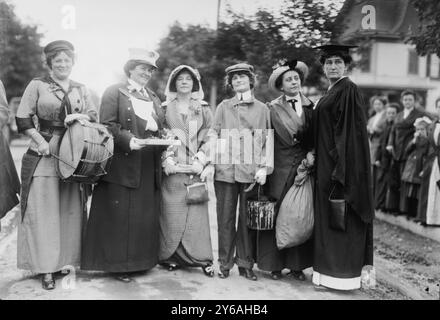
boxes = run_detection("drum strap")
[37,76,74,121]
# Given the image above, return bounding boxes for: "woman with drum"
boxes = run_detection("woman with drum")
[213,63,272,281]
[15,40,97,290]
[81,48,165,283]
[257,59,315,281]
[159,65,215,277]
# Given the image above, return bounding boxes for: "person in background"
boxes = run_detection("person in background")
[213,63,272,281]
[312,44,374,291]
[416,98,440,225]
[400,117,431,217]
[256,59,314,281]
[0,79,20,230]
[159,65,215,277]
[367,96,388,203]
[386,90,425,214]
[15,40,97,290]
[81,48,165,282]
[374,103,399,212]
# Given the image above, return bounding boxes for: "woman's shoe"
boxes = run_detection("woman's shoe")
[202,264,215,277]
[288,270,306,281]
[218,269,230,279]
[114,273,132,283]
[167,263,180,271]
[41,273,55,290]
[270,271,282,280]
[238,267,258,281]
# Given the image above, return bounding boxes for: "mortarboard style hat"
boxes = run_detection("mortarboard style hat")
[128,48,160,69]
[225,63,254,75]
[268,59,309,91]
[43,40,75,55]
[314,43,358,55]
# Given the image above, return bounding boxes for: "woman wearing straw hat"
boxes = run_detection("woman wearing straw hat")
[15,40,98,290]
[81,48,165,282]
[258,59,315,281]
[159,65,215,277]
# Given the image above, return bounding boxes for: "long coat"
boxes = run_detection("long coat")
[82,82,166,273]
[388,108,426,162]
[159,99,214,264]
[256,93,314,272]
[313,77,374,286]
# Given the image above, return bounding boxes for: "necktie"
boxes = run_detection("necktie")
[289,99,297,113]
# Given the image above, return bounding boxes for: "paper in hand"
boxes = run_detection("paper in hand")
[131,97,155,121]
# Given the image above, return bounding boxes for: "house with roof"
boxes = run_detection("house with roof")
[335,0,440,112]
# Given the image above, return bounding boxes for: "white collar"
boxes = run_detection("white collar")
[236,90,252,101]
[128,78,146,93]
[285,94,300,102]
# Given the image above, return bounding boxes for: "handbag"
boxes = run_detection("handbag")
[185,181,209,204]
[246,183,276,231]
[328,183,347,231]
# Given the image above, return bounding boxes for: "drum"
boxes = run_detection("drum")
[57,119,114,183]
[246,185,276,231]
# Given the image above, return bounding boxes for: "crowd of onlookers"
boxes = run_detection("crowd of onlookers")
[368,91,440,226]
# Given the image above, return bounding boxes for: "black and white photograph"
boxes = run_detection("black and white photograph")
[0,0,440,306]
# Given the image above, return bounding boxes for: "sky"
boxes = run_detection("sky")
[10,0,285,95]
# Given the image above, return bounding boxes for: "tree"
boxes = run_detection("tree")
[407,0,440,56]
[0,1,46,100]
[154,0,344,105]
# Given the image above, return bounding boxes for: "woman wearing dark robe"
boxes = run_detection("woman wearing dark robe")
[374,103,399,211]
[255,59,314,281]
[81,48,165,282]
[0,80,20,229]
[312,44,374,290]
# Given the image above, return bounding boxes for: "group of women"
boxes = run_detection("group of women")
[10,40,373,292]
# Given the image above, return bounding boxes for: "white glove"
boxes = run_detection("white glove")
[145,117,158,132]
[191,160,204,175]
[200,165,215,182]
[129,137,146,151]
[163,158,177,176]
[254,168,267,185]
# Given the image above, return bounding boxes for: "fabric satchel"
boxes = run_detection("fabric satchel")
[185,182,209,204]
[328,183,347,231]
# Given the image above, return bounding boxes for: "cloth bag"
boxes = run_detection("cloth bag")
[276,159,314,249]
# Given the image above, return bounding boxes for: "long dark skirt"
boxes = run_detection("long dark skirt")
[313,195,373,279]
[255,165,313,273]
[81,152,160,273]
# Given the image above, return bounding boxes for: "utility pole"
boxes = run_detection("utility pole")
[209,0,222,111]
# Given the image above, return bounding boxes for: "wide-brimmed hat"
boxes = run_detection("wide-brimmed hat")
[164,65,204,103]
[127,48,160,68]
[43,40,74,55]
[414,116,432,127]
[268,59,309,92]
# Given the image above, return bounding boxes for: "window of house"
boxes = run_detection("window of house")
[408,49,419,75]
[428,54,440,79]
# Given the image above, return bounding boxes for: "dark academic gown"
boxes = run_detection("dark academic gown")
[313,77,374,280]
[256,94,314,272]
[374,120,394,210]
[81,83,165,273]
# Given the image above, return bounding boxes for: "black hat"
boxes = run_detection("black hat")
[314,44,358,55]
[43,40,75,55]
